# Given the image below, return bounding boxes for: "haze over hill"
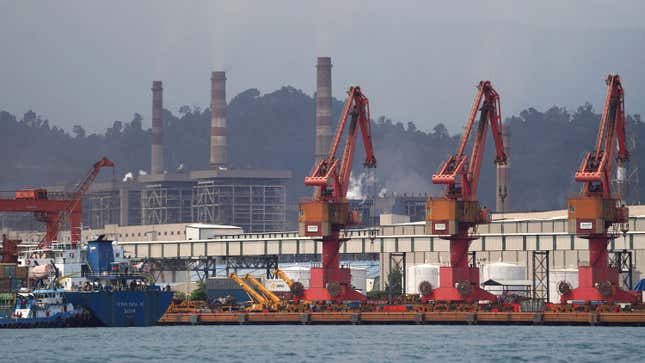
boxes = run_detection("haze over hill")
[1,86,642,211]
[1,1,645,134]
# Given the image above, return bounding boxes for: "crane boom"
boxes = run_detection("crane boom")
[244,274,281,307]
[274,269,294,288]
[38,156,114,249]
[575,74,629,198]
[304,86,376,201]
[431,81,506,200]
[229,273,269,310]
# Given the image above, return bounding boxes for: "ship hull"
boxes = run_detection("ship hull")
[65,290,173,327]
[0,310,87,328]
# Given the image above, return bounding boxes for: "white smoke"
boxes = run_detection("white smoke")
[346,173,365,200]
[122,172,134,182]
[346,171,379,202]
[378,188,388,198]
[138,170,148,176]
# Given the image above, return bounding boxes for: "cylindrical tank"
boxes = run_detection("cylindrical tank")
[350,267,368,293]
[548,269,579,303]
[405,264,440,294]
[281,266,311,289]
[481,262,527,296]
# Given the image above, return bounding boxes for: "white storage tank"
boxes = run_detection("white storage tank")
[350,267,368,293]
[405,264,440,294]
[281,266,311,289]
[481,262,527,296]
[549,269,579,303]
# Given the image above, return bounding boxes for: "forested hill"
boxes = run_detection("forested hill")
[1,86,643,212]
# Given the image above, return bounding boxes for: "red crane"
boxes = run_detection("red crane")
[0,157,114,249]
[424,80,507,303]
[298,86,376,302]
[562,74,638,304]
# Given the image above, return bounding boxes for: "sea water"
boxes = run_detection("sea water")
[1,325,643,362]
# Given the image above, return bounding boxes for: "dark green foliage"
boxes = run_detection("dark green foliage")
[189,282,206,301]
[387,264,403,295]
[1,88,643,212]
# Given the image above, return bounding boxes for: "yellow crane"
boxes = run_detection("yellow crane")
[274,269,294,288]
[228,273,269,311]
[274,269,305,297]
[244,274,282,310]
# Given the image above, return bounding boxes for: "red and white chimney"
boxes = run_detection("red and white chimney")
[315,57,333,164]
[151,80,164,174]
[210,71,227,168]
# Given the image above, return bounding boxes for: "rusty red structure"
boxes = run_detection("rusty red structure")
[562,74,639,304]
[424,80,507,303]
[298,86,376,302]
[2,234,20,263]
[0,157,114,249]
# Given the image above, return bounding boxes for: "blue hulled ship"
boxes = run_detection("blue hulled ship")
[64,236,173,327]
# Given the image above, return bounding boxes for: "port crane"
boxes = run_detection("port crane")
[0,157,114,249]
[425,80,507,303]
[38,156,115,248]
[299,86,376,302]
[561,74,638,304]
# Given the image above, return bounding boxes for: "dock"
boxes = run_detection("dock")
[159,311,645,326]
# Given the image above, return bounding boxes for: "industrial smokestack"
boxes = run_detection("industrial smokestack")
[151,80,164,175]
[315,57,333,164]
[210,71,227,168]
[496,125,511,212]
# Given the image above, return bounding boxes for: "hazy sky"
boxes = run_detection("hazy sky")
[1,1,644,133]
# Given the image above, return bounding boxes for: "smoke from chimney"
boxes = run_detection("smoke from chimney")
[315,57,333,164]
[151,80,164,175]
[210,71,227,168]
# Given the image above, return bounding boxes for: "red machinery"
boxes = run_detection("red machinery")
[561,74,638,304]
[424,80,507,303]
[0,157,114,249]
[298,86,376,302]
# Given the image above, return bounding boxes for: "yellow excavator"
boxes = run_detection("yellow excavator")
[274,269,305,297]
[228,273,282,311]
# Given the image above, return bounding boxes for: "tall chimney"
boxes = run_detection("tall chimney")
[210,71,227,168]
[496,125,511,212]
[315,57,333,164]
[151,80,164,175]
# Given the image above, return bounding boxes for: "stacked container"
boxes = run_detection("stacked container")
[0,263,27,292]
[0,263,27,316]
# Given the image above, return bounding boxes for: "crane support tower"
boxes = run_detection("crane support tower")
[424,81,507,303]
[0,157,114,249]
[562,74,639,304]
[299,86,376,302]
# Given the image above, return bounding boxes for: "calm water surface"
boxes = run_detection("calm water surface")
[1,325,643,362]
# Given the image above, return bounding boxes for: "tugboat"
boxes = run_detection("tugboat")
[0,289,84,328]
[64,236,173,327]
